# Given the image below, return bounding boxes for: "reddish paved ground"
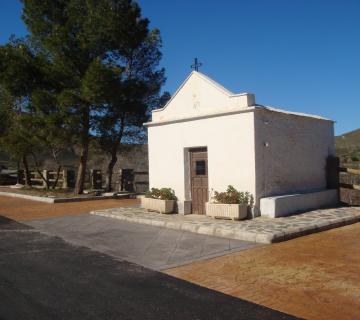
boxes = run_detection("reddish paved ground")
[2,193,359,319]
[166,222,360,320]
[0,195,139,221]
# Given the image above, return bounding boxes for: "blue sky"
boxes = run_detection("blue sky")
[1,0,359,135]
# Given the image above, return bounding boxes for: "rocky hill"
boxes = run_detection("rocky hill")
[336,128,360,164]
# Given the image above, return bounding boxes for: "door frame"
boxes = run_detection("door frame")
[187,147,209,214]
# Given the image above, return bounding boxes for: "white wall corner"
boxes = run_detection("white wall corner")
[247,93,256,106]
[176,200,192,215]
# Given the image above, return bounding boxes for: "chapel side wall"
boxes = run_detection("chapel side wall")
[254,109,335,206]
[147,112,256,214]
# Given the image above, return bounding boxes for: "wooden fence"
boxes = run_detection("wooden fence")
[20,169,75,189]
[3,167,149,192]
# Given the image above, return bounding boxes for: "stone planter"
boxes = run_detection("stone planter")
[206,202,248,220]
[141,197,175,214]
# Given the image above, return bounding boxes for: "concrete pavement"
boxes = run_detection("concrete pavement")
[0,195,259,270]
[25,214,258,270]
[0,215,298,320]
[92,205,360,243]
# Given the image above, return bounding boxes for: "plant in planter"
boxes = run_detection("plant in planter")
[142,187,177,214]
[206,185,253,220]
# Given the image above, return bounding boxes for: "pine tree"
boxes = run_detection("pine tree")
[21,0,165,194]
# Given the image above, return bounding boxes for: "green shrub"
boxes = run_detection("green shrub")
[145,187,176,200]
[212,185,253,205]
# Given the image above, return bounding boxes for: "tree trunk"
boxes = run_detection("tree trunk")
[51,148,62,190]
[29,152,50,190]
[74,141,89,195]
[52,165,62,190]
[36,168,50,190]
[74,108,90,195]
[105,150,118,192]
[22,155,32,187]
[105,117,125,192]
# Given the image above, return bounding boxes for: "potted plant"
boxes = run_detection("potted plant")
[141,187,177,214]
[206,185,253,220]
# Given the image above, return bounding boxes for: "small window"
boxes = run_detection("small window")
[196,160,206,175]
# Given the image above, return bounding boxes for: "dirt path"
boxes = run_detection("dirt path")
[0,195,139,221]
[165,222,360,320]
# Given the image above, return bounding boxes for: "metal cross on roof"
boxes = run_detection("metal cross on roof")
[191,58,202,71]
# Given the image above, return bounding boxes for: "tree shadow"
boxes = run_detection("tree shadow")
[0,215,32,230]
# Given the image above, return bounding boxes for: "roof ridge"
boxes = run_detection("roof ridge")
[194,71,234,95]
[256,105,333,122]
[152,71,235,113]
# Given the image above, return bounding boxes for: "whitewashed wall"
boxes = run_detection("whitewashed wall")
[146,71,336,216]
[147,111,256,213]
[152,71,254,123]
[254,108,335,210]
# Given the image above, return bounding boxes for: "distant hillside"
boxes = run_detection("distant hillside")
[336,128,360,164]
[0,144,148,172]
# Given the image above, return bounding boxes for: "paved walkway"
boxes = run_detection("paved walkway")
[91,206,360,243]
[0,195,258,269]
[26,214,258,270]
[0,195,139,221]
[165,222,360,320]
[0,216,297,320]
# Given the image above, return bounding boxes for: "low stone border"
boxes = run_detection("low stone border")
[91,206,360,243]
[0,191,134,204]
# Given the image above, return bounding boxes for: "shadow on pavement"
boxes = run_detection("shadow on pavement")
[0,215,301,320]
[0,215,33,230]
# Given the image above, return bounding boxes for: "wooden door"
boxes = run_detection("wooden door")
[190,148,208,214]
